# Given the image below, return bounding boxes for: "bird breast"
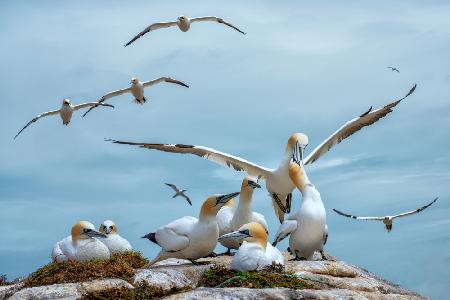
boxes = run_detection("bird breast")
[131,84,144,99]
[73,238,110,262]
[60,106,73,124]
[178,19,190,32]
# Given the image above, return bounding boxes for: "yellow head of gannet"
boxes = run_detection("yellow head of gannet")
[71,221,107,241]
[219,222,268,249]
[240,177,261,200]
[199,192,240,220]
[288,161,311,194]
[63,98,71,106]
[286,133,309,164]
[99,220,118,235]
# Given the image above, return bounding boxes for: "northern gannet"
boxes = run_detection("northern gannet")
[165,183,192,206]
[387,66,400,73]
[217,177,268,252]
[219,222,284,271]
[216,197,236,254]
[52,221,110,262]
[333,197,438,232]
[142,192,240,265]
[14,99,114,139]
[125,15,245,47]
[107,83,417,222]
[272,157,328,261]
[82,77,189,117]
[98,220,132,253]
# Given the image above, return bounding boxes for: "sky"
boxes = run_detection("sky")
[0,0,449,298]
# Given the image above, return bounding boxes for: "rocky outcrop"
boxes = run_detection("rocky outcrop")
[2,253,427,300]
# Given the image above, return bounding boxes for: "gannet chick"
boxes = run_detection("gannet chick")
[165,183,192,206]
[52,221,110,262]
[219,222,284,272]
[108,84,417,223]
[125,15,245,47]
[273,158,328,261]
[14,99,114,139]
[98,220,132,253]
[82,77,189,117]
[216,197,236,254]
[142,192,240,265]
[333,197,438,232]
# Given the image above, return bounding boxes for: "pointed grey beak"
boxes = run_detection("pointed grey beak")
[248,181,261,189]
[86,229,107,238]
[215,192,240,206]
[293,142,305,166]
[218,229,251,242]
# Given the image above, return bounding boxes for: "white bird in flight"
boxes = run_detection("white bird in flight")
[14,99,114,139]
[333,197,438,232]
[107,84,417,223]
[98,220,132,254]
[125,15,246,47]
[165,183,192,206]
[82,77,189,117]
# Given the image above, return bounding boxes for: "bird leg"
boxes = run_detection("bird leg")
[217,249,234,256]
[206,252,217,258]
[319,250,328,261]
[188,259,206,265]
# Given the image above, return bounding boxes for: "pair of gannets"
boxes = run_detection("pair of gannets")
[219,222,284,272]
[125,15,246,47]
[165,183,192,206]
[142,192,239,265]
[109,84,417,223]
[334,197,438,232]
[217,177,268,253]
[14,99,113,139]
[52,220,131,262]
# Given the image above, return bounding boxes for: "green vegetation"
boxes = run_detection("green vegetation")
[0,274,10,286]
[24,252,148,288]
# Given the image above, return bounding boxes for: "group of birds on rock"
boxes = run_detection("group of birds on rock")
[35,12,438,272]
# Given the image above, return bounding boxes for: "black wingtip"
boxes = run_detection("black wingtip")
[272,241,277,247]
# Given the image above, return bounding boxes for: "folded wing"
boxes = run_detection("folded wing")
[155,216,197,252]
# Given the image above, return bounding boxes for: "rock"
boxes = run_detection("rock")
[0,283,23,300]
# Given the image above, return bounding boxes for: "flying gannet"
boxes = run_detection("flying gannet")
[14,99,114,139]
[217,177,268,254]
[272,156,328,260]
[107,84,417,223]
[387,66,400,73]
[125,15,246,47]
[82,77,189,117]
[98,220,132,254]
[52,221,110,262]
[333,197,438,232]
[165,183,192,206]
[142,192,240,265]
[219,222,284,271]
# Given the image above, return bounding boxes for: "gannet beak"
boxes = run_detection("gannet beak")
[86,229,107,238]
[216,192,240,206]
[248,181,261,189]
[218,229,251,242]
[293,141,305,166]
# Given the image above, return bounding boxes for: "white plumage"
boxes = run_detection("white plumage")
[98,220,132,254]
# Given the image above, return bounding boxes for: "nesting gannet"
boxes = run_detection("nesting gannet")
[52,221,110,262]
[219,222,284,271]
[216,196,236,253]
[165,183,192,206]
[125,15,245,47]
[387,66,400,73]
[107,83,417,223]
[333,197,438,232]
[14,99,113,139]
[142,192,240,265]
[82,77,189,117]
[98,220,132,253]
[272,158,328,261]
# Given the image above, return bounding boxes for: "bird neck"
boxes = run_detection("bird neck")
[252,235,268,250]
[289,163,311,195]
[199,202,217,222]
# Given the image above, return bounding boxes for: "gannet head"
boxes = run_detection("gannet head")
[286,133,309,164]
[240,177,261,201]
[63,99,71,106]
[177,15,188,21]
[200,192,240,219]
[99,220,118,235]
[71,221,107,241]
[130,77,139,85]
[218,222,268,249]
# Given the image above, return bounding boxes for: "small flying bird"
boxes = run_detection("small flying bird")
[14,99,114,139]
[333,198,438,232]
[125,15,246,47]
[82,77,189,117]
[165,183,192,206]
[387,66,400,73]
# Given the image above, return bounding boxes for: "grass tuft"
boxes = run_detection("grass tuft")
[0,274,10,286]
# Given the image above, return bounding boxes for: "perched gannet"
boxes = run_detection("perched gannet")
[216,196,236,253]
[142,192,240,265]
[108,82,417,223]
[387,66,400,73]
[98,220,132,253]
[52,221,110,262]
[273,159,328,261]
[333,198,438,232]
[219,222,284,271]
[125,15,245,47]
[82,77,189,117]
[14,99,114,139]
[165,183,192,206]
[217,177,268,253]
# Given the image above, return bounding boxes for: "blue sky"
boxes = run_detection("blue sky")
[0,0,449,298]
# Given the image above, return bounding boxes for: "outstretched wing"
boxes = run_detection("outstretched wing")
[332,209,384,221]
[142,77,189,88]
[180,193,192,206]
[393,197,438,219]
[82,87,131,117]
[14,109,60,139]
[190,16,246,34]
[304,84,417,165]
[165,183,179,193]
[124,22,178,47]
[73,102,114,111]
[107,140,273,179]
[272,219,297,246]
